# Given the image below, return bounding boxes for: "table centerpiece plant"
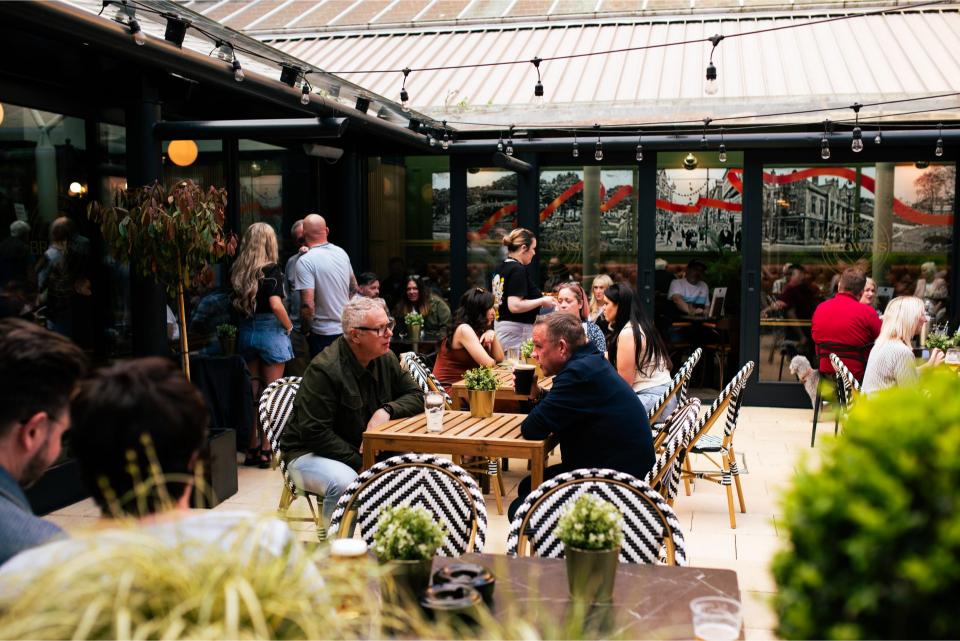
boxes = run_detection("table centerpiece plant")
[555,494,624,603]
[463,366,498,418]
[520,338,542,379]
[216,323,237,357]
[405,311,424,343]
[373,505,446,602]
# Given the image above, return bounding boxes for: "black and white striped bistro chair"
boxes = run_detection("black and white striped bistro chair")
[650,348,703,446]
[328,453,487,556]
[680,361,755,528]
[644,398,701,503]
[829,352,860,419]
[400,351,507,515]
[506,468,686,565]
[259,377,325,540]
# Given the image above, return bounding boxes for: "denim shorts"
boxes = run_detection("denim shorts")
[238,314,294,364]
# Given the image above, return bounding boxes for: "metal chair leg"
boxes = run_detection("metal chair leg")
[810,383,823,447]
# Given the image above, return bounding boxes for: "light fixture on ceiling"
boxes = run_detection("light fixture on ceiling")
[705,34,724,96]
[168,140,198,167]
[683,152,699,170]
[820,120,831,160]
[400,67,411,112]
[851,103,863,153]
[532,57,544,107]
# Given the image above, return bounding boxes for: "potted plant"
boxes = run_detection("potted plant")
[89,180,237,380]
[405,311,424,343]
[772,369,960,639]
[463,366,498,418]
[554,494,623,603]
[372,505,446,602]
[216,323,237,357]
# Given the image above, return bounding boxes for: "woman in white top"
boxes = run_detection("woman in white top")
[602,282,675,415]
[861,296,943,395]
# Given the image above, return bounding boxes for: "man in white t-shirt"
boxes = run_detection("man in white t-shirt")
[667,259,710,316]
[294,214,357,357]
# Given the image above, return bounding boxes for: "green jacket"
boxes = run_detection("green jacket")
[280,337,424,470]
[395,296,452,334]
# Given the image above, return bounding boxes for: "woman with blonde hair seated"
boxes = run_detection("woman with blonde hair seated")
[861,296,944,395]
[589,274,614,323]
[554,281,606,354]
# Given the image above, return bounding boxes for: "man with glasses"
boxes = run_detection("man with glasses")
[280,297,424,528]
[0,319,87,565]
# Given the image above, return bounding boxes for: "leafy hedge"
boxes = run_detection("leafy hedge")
[772,369,960,639]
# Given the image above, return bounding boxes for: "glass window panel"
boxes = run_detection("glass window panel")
[655,152,743,390]
[367,155,450,310]
[758,162,954,384]
[467,168,516,291]
[538,166,637,294]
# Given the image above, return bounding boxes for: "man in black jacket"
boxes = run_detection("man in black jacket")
[508,313,655,520]
[281,296,423,527]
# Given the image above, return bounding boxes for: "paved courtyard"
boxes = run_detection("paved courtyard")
[47,403,825,640]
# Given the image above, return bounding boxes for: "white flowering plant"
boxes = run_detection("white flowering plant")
[520,339,535,360]
[372,505,446,562]
[554,494,624,551]
[404,311,424,328]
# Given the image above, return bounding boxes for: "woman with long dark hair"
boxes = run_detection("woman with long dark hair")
[603,283,674,414]
[432,288,505,393]
[392,274,451,335]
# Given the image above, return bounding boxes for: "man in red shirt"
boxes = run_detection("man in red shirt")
[811,268,882,381]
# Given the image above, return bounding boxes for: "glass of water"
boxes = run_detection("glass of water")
[506,347,521,367]
[425,392,444,433]
[690,596,742,641]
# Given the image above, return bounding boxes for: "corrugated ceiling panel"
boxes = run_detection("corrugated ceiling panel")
[738,19,766,97]
[552,0,599,15]
[603,0,643,11]
[225,0,283,29]
[509,0,553,17]
[615,23,649,101]
[578,24,617,103]
[417,0,471,21]
[461,0,513,20]
[373,1,430,24]
[915,12,960,89]
[790,17,832,97]
[254,1,317,29]
[296,0,357,27]
[594,23,633,103]
[336,1,394,24]
[420,30,502,108]
[657,21,687,98]
[204,0,255,21]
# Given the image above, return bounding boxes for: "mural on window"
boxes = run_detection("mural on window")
[758,162,955,384]
[465,169,517,290]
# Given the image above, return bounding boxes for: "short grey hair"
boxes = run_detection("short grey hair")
[290,219,304,237]
[534,313,586,348]
[10,221,29,239]
[342,296,387,334]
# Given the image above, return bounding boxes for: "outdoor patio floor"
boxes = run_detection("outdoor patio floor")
[46,403,826,640]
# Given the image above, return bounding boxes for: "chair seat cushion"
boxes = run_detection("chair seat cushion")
[691,433,725,453]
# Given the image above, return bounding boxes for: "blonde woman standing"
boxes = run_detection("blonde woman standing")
[861,296,943,395]
[231,223,294,467]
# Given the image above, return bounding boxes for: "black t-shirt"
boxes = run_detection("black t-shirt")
[492,258,541,324]
[255,263,284,314]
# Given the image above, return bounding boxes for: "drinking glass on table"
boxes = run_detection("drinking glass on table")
[944,348,960,373]
[690,596,742,641]
[506,347,521,367]
[425,391,444,432]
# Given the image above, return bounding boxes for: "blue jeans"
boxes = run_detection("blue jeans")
[287,453,358,527]
[636,382,676,417]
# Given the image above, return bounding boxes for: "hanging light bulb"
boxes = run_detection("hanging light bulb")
[129,18,146,46]
[935,123,944,157]
[497,133,504,153]
[428,134,436,147]
[704,34,724,96]
[572,141,579,159]
[400,68,411,113]
[701,117,712,147]
[850,103,863,153]
[506,126,514,156]
[874,130,882,145]
[635,133,643,162]
[531,57,545,108]
[215,41,234,61]
[719,144,727,163]
[232,58,244,82]
[441,121,450,150]
[300,82,311,106]
[851,127,863,153]
[820,120,831,160]
[593,124,602,162]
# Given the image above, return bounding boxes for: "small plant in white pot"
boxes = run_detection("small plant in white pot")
[373,505,445,602]
[555,494,624,603]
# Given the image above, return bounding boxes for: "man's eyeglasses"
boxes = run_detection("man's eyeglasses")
[354,319,396,336]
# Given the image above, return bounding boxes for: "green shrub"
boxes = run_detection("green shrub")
[772,369,960,639]
[554,494,623,551]
[404,311,424,327]
[463,366,498,392]
[372,505,446,562]
[925,327,959,350]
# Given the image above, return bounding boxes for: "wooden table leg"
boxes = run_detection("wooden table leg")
[362,441,375,471]
[530,451,545,490]
[454,391,465,410]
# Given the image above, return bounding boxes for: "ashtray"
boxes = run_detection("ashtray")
[420,583,483,623]
[432,562,496,604]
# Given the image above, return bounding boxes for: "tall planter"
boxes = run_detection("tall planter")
[89,181,236,380]
[565,546,620,603]
[467,389,496,418]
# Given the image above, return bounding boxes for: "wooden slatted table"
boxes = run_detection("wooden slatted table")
[449,368,540,409]
[362,411,558,489]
